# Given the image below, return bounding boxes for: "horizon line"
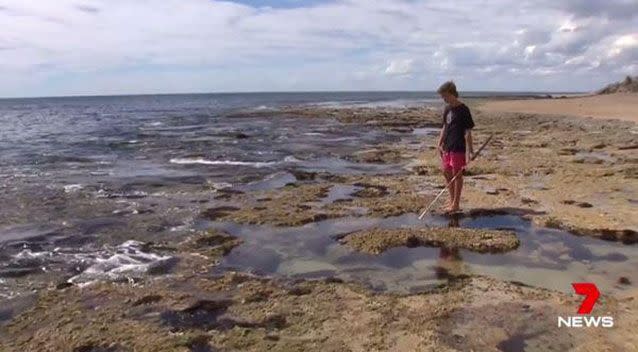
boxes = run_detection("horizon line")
[0,89,588,100]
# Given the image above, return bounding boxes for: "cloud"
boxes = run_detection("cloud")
[0,0,636,96]
[552,0,638,20]
[384,59,414,76]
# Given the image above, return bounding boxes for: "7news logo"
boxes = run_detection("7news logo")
[558,283,614,328]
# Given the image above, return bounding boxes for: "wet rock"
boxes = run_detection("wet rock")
[180,230,242,257]
[618,277,631,285]
[243,290,271,303]
[601,229,638,244]
[390,127,413,133]
[1,269,631,352]
[133,295,163,306]
[162,299,232,331]
[287,286,313,296]
[466,165,498,177]
[0,267,41,278]
[542,217,564,229]
[310,213,330,222]
[264,334,280,341]
[140,241,177,252]
[212,188,244,200]
[200,206,240,220]
[147,257,180,275]
[55,282,74,290]
[335,186,428,218]
[260,314,287,329]
[324,277,344,284]
[538,217,638,244]
[351,183,388,198]
[465,207,545,218]
[290,170,317,181]
[73,343,121,352]
[318,173,348,183]
[558,148,579,155]
[405,236,420,248]
[162,297,287,334]
[350,148,404,164]
[218,184,348,226]
[340,227,519,254]
[573,156,604,164]
[332,198,353,204]
[622,166,638,178]
[174,334,211,351]
[561,200,592,208]
[411,164,438,175]
[602,252,628,262]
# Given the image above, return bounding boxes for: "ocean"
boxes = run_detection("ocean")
[0,91,551,188]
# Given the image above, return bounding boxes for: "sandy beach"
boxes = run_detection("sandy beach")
[480,93,638,123]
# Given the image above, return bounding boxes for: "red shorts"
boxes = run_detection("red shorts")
[441,152,466,172]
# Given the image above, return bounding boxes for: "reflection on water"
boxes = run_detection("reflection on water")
[434,216,465,281]
[206,213,637,294]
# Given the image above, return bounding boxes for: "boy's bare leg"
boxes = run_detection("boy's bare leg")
[451,172,463,212]
[444,169,455,210]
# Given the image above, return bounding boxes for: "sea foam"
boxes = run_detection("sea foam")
[69,240,175,284]
[170,156,300,168]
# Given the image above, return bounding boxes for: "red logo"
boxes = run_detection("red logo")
[572,282,600,314]
[558,283,612,328]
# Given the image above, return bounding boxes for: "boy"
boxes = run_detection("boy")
[436,81,474,213]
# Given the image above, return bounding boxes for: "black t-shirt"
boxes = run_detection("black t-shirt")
[442,103,474,152]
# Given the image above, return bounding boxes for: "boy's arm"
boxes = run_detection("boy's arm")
[437,108,447,157]
[464,106,475,161]
[437,125,446,157]
[465,129,474,161]
[437,126,445,149]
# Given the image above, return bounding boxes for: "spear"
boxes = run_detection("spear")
[418,134,493,219]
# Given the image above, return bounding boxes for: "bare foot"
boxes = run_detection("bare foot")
[443,205,458,214]
[444,199,454,210]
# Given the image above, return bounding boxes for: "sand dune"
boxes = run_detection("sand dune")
[480,93,638,123]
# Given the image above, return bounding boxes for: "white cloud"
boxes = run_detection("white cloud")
[384,59,414,76]
[614,34,638,49]
[0,0,636,96]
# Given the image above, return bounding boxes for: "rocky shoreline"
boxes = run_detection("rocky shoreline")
[1,102,637,351]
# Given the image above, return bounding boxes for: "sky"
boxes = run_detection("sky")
[0,0,637,97]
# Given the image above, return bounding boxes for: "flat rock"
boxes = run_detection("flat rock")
[340,227,520,254]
